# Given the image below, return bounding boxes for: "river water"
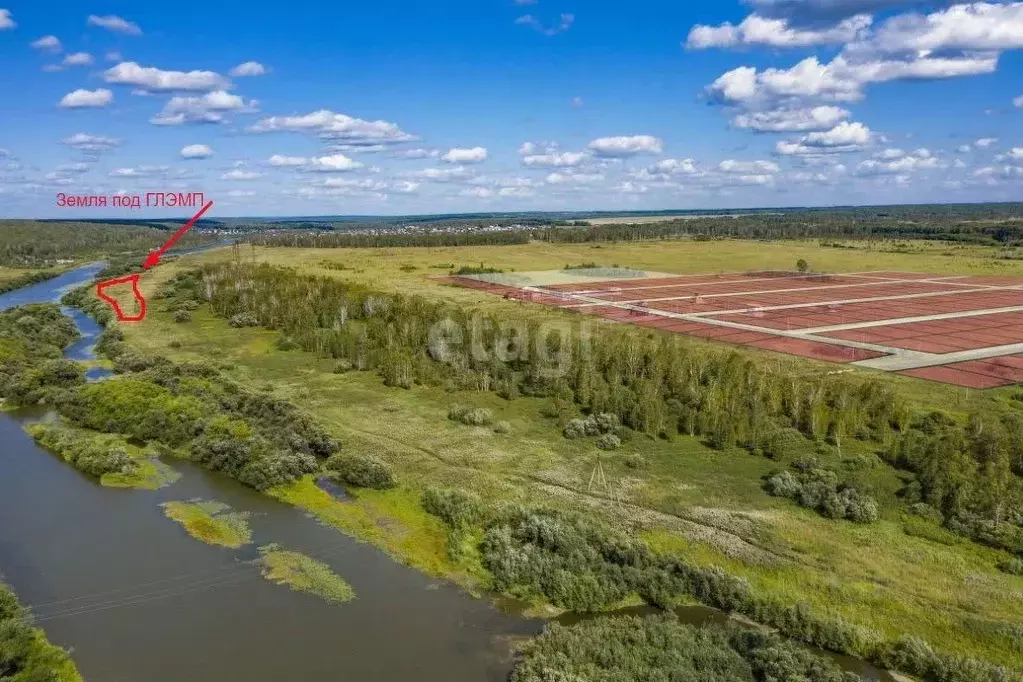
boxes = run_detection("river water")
[0,263,896,682]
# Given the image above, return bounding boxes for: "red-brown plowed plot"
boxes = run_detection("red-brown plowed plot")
[821,311,1023,352]
[444,271,1023,387]
[709,289,1023,330]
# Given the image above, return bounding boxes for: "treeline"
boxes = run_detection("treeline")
[0,270,61,296]
[245,205,1023,249]
[250,229,531,248]
[0,220,215,267]
[0,582,82,681]
[886,411,1023,554]
[182,261,907,448]
[174,262,1023,550]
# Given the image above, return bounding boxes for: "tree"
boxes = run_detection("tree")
[796,259,810,273]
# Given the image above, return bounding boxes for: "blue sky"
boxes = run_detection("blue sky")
[1,0,1022,217]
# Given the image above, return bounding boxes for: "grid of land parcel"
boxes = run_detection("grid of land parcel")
[448,269,1023,389]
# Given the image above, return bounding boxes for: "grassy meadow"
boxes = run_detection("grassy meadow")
[93,237,1023,667]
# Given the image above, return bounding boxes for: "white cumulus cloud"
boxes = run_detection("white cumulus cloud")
[268,154,308,167]
[0,9,15,30]
[30,35,61,52]
[58,88,113,108]
[687,13,871,49]
[587,135,663,157]
[248,109,415,147]
[221,169,264,180]
[975,137,998,147]
[229,61,267,77]
[441,147,488,164]
[649,158,699,175]
[708,53,997,106]
[733,106,850,132]
[521,150,588,167]
[857,148,938,174]
[854,3,1023,55]
[62,52,94,67]
[180,144,213,159]
[776,121,873,154]
[719,159,781,173]
[87,15,142,35]
[151,90,258,125]
[104,62,229,92]
[306,153,364,172]
[62,133,119,152]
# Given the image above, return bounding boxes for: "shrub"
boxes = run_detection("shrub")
[998,557,1023,576]
[624,453,648,469]
[563,418,588,439]
[421,487,485,528]
[511,616,753,682]
[333,360,353,374]
[493,420,511,434]
[173,310,192,323]
[448,405,493,426]
[764,467,878,524]
[595,433,622,450]
[176,299,200,311]
[228,312,259,328]
[764,470,802,498]
[908,502,944,523]
[326,453,397,489]
[564,413,620,440]
[762,428,805,460]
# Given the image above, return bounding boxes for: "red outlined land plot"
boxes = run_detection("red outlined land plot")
[445,269,1023,389]
[95,200,213,322]
[96,274,147,322]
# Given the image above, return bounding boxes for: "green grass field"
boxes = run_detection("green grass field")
[101,238,1023,667]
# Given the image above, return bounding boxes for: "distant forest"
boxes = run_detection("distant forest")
[246,203,1023,249]
[0,220,216,268]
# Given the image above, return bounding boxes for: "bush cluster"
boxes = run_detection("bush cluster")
[421,487,486,528]
[878,636,1018,682]
[228,312,260,327]
[998,557,1023,576]
[595,433,622,450]
[325,453,397,489]
[512,614,869,682]
[563,412,620,439]
[0,582,79,680]
[27,422,139,478]
[764,468,879,523]
[0,304,84,406]
[448,404,493,426]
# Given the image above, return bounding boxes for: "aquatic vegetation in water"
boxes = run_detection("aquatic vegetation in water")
[161,499,253,548]
[257,543,356,604]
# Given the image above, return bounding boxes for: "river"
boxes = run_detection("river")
[0,263,896,682]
